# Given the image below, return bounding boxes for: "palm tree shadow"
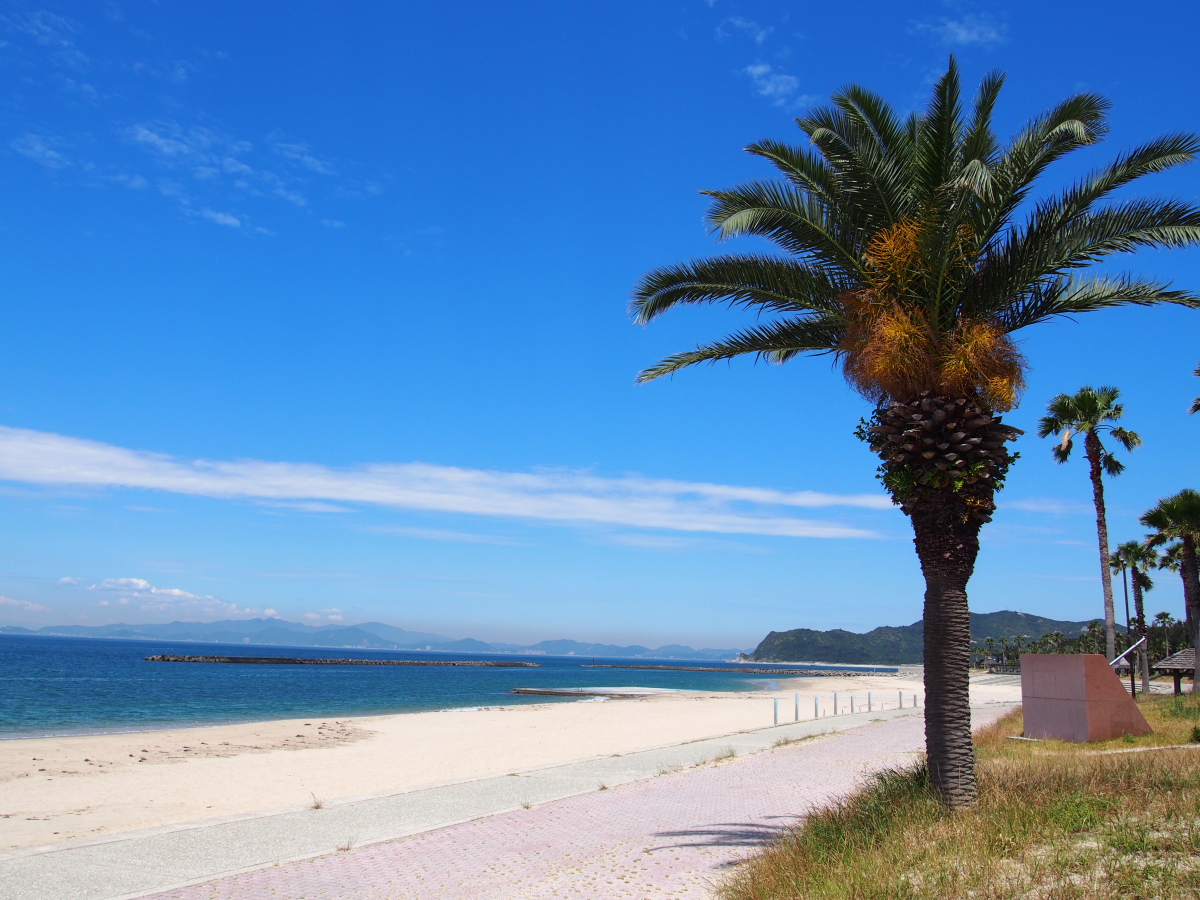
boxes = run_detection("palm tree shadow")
[645,815,799,855]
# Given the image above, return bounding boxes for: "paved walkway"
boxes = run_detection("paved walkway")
[3,705,1014,900]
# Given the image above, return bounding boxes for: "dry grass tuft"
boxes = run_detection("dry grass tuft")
[719,697,1200,900]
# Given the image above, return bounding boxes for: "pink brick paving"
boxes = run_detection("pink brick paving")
[143,711,1000,900]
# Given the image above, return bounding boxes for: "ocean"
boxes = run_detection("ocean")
[0,634,889,738]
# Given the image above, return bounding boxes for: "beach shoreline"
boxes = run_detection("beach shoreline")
[0,672,1020,852]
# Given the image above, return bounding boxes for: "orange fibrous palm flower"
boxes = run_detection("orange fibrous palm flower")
[839,220,1027,411]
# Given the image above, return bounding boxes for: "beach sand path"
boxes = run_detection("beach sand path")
[142,709,1009,899]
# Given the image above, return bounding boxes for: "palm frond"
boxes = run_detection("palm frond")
[631,255,849,323]
[914,58,964,203]
[635,317,844,382]
[971,92,1110,247]
[1108,426,1142,452]
[1100,451,1125,477]
[744,139,840,205]
[967,200,1200,321]
[992,275,1200,331]
[702,182,865,272]
[961,70,1005,175]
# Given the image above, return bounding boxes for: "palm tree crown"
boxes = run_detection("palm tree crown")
[1112,540,1157,592]
[633,60,1200,396]
[1037,386,1141,474]
[1190,363,1199,415]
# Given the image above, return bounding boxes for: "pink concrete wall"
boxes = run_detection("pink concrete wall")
[1020,653,1151,742]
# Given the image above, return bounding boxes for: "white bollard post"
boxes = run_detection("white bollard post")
[795,692,800,722]
[773,697,779,726]
[899,690,903,709]
[814,696,819,719]
[833,692,839,715]
[868,692,872,712]
[850,696,856,714]
[915,694,920,708]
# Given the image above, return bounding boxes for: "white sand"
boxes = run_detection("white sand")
[0,672,1020,851]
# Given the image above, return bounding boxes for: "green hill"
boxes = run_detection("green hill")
[746,610,1107,665]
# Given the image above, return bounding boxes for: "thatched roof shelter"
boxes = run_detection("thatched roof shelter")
[1152,648,1195,694]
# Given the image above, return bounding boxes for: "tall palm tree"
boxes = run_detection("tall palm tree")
[1142,490,1200,692]
[1112,540,1156,692]
[630,59,1200,806]
[1039,387,1141,661]
[1190,364,1199,415]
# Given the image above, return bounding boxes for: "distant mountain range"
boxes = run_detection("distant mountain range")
[0,609,1118,665]
[745,611,1114,665]
[0,618,749,660]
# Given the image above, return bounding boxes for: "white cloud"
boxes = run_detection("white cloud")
[0,595,50,612]
[57,576,82,585]
[264,608,278,617]
[11,133,71,168]
[199,208,241,227]
[303,612,321,622]
[718,17,773,44]
[913,15,1006,47]
[743,64,809,107]
[87,575,254,615]
[0,425,890,539]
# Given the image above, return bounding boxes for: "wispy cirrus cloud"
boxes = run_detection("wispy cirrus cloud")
[717,17,773,44]
[11,133,72,168]
[4,7,375,231]
[0,595,50,612]
[912,14,1006,47]
[0,425,890,539]
[364,525,525,545]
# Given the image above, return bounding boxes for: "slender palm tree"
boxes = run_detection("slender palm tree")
[1142,490,1200,692]
[1038,388,1140,661]
[1158,542,1188,650]
[630,59,1200,806]
[1153,609,1176,658]
[1112,540,1156,691]
[1190,364,1199,415]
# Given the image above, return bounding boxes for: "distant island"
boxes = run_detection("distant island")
[743,611,1115,665]
[1,609,1115,665]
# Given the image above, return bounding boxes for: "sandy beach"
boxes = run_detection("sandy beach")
[0,671,1020,851]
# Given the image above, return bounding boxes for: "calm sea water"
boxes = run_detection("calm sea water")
[0,634,877,738]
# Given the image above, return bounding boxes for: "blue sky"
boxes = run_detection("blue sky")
[0,1,1197,647]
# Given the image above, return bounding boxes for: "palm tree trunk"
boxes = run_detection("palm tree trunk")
[1132,573,1150,693]
[1084,433,1117,660]
[910,493,981,808]
[1181,537,1200,694]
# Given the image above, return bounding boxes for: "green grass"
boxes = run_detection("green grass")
[719,695,1200,900]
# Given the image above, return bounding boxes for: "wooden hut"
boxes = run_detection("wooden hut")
[1152,648,1195,695]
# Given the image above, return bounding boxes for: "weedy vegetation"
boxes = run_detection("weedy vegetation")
[720,696,1200,900]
